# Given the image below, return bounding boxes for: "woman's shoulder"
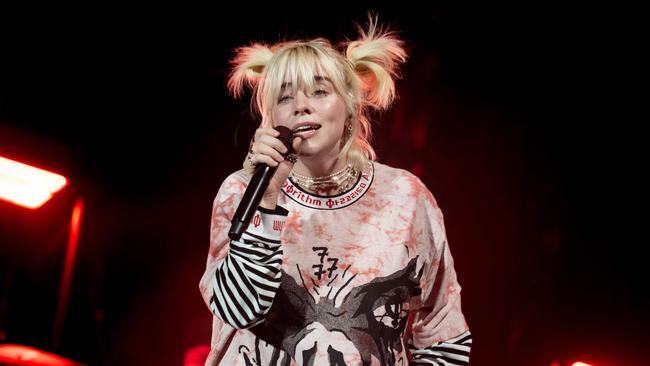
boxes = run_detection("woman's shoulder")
[372,161,430,192]
[371,160,442,210]
[213,169,252,199]
[372,160,413,176]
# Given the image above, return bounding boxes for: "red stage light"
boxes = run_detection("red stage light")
[183,344,210,366]
[0,156,67,209]
[0,344,84,365]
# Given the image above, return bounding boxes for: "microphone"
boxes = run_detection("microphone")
[228,125,295,240]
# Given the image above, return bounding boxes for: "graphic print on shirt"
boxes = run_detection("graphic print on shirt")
[238,256,423,366]
[311,247,339,282]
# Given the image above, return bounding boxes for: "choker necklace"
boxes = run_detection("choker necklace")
[290,164,358,194]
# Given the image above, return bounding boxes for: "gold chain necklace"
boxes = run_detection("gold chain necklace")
[290,164,358,194]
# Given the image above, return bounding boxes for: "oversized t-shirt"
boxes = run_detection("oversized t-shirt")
[199,161,471,365]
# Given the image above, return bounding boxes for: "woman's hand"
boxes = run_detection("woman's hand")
[243,127,302,209]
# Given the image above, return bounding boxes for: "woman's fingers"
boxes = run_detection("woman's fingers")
[245,127,301,171]
[250,153,279,167]
[256,134,288,155]
[292,136,303,155]
[250,130,291,162]
[254,127,279,142]
[254,143,285,163]
[254,127,279,136]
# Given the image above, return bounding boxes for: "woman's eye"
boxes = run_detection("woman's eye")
[313,89,328,96]
[278,95,292,103]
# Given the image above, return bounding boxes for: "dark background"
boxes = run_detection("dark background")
[0,2,646,365]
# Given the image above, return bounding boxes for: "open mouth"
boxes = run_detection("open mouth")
[292,124,322,134]
[293,123,321,135]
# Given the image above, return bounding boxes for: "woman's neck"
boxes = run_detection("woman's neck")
[293,155,347,178]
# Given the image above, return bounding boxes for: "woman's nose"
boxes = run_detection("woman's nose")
[293,91,312,116]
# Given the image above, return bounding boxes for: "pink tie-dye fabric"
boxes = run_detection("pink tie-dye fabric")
[199,161,469,365]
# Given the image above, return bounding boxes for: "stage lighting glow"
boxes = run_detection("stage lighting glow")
[0,344,84,365]
[0,155,68,209]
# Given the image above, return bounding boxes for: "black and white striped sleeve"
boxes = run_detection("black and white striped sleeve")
[409,330,472,365]
[208,205,287,329]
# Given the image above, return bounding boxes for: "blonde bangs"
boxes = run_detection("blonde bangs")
[249,39,372,172]
[257,42,353,126]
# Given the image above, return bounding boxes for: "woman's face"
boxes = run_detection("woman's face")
[271,76,348,160]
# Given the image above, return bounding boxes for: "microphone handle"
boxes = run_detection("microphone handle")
[228,125,294,241]
[228,163,276,240]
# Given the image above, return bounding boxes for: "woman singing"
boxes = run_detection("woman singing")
[199,17,471,365]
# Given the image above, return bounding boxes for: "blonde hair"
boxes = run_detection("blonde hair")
[227,17,407,172]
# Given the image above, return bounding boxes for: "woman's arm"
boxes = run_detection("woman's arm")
[199,173,287,329]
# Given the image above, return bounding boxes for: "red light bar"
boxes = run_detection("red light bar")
[0,155,68,209]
